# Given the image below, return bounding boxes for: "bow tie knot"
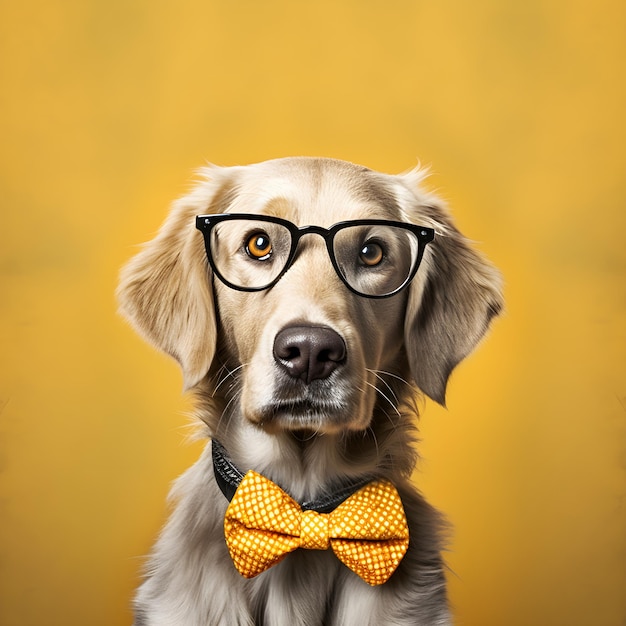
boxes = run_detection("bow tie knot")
[224,470,409,586]
[300,510,330,550]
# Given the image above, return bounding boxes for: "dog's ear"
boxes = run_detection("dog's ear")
[117,167,236,390]
[397,170,504,405]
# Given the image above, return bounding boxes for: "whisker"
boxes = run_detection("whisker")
[366,368,399,405]
[363,379,401,418]
[377,404,397,427]
[366,425,380,458]
[215,389,242,438]
[369,368,412,389]
[212,363,247,397]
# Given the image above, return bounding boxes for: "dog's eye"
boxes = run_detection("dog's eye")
[246,232,273,260]
[359,241,384,266]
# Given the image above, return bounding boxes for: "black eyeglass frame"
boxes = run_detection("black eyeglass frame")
[195,213,435,299]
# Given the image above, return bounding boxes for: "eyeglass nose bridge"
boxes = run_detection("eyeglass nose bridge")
[295,224,331,237]
[279,223,344,280]
[288,223,335,255]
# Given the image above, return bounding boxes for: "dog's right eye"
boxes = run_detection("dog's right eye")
[245,232,273,260]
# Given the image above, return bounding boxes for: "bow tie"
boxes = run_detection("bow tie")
[224,470,409,586]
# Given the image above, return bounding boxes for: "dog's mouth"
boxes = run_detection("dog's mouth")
[250,397,354,434]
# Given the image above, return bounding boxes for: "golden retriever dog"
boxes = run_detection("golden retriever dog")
[117,157,503,625]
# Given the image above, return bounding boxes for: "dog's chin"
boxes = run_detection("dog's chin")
[247,401,367,436]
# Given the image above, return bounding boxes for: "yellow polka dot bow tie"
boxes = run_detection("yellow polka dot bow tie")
[224,470,409,586]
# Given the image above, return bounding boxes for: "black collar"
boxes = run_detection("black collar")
[211,439,374,514]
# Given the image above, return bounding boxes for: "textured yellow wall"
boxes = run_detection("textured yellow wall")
[1,1,625,624]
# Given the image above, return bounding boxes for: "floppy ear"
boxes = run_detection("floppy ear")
[397,170,504,405]
[117,167,236,390]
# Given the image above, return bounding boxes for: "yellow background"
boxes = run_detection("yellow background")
[1,1,625,624]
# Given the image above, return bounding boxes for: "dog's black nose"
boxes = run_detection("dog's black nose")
[273,325,346,384]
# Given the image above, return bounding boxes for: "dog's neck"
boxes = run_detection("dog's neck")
[205,409,419,503]
[212,439,374,511]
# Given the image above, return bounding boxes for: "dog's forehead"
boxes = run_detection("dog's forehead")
[232,158,401,226]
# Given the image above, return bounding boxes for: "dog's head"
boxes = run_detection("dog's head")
[118,158,502,436]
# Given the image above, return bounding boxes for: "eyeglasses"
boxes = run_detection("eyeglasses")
[195,213,435,299]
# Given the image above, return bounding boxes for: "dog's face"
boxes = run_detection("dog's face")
[209,161,416,434]
[118,157,502,438]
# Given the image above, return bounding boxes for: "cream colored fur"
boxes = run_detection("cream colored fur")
[117,157,503,625]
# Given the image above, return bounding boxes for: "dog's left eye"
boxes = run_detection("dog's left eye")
[246,232,273,260]
[359,241,384,266]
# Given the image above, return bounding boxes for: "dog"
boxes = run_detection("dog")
[117,157,503,625]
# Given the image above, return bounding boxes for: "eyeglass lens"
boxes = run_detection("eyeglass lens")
[332,224,418,296]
